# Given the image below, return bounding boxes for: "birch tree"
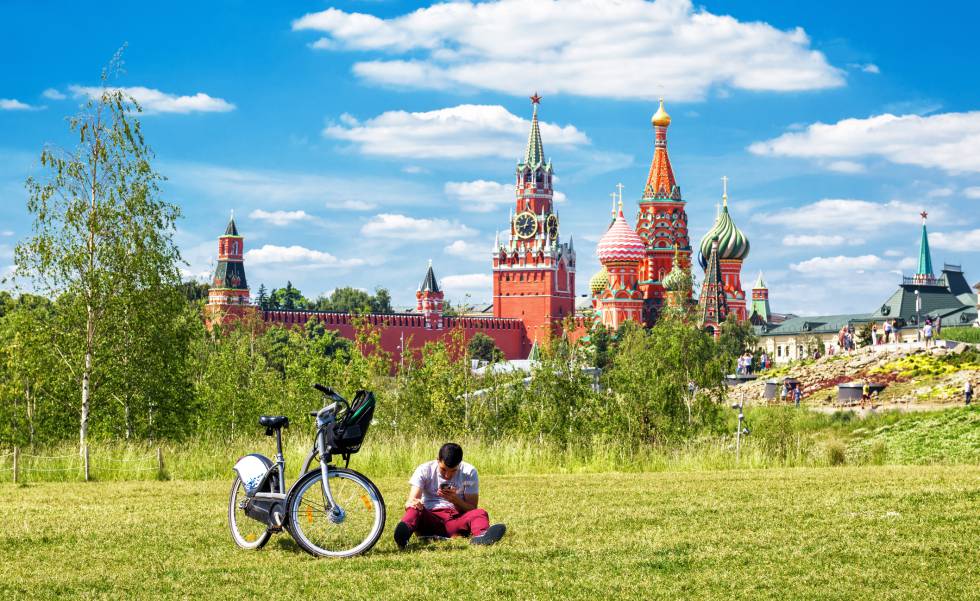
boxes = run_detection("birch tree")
[15,54,182,453]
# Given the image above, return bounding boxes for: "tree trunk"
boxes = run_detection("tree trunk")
[25,383,35,448]
[81,305,93,455]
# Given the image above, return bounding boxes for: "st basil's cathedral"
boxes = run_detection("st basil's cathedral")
[589,98,751,337]
[206,95,756,359]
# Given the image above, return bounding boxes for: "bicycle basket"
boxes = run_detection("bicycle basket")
[328,391,375,454]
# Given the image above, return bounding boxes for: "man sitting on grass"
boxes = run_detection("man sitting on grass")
[393,443,506,549]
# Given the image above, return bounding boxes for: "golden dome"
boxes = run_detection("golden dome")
[651,97,671,127]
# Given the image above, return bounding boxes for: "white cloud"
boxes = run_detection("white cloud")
[0,99,41,111]
[931,230,980,252]
[245,244,364,268]
[761,199,936,232]
[927,187,954,198]
[781,234,848,247]
[964,187,980,199]
[444,239,486,259]
[401,165,427,174]
[249,209,310,226]
[293,0,843,101]
[790,254,883,276]
[445,180,512,213]
[848,63,880,74]
[883,249,903,257]
[361,213,477,240]
[895,257,917,270]
[440,273,493,298]
[0,230,13,237]
[826,160,865,173]
[749,111,980,174]
[324,104,588,159]
[69,85,235,114]
[42,88,66,100]
[325,199,377,211]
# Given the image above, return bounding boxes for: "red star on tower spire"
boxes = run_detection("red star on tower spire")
[920,210,928,220]
[530,92,542,105]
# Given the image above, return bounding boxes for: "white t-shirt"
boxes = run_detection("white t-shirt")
[409,460,479,511]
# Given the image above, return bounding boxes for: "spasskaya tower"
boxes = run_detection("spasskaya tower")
[492,94,576,351]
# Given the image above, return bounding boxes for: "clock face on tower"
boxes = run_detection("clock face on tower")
[515,211,537,239]
[546,214,559,239]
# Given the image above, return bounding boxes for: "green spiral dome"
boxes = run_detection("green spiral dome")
[698,206,749,269]
[589,266,609,294]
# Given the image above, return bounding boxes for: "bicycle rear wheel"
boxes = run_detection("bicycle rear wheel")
[228,476,272,549]
[287,467,386,558]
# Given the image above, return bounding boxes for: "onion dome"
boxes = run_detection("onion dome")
[698,181,750,269]
[597,202,645,263]
[662,247,692,292]
[651,97,671,127]
[589,266,609,294]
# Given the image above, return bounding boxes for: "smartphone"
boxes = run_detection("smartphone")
[439,482,452,490]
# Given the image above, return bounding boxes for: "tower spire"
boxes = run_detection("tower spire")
[722,176,728,208]
[917,210,934,277]
[523,92,546,168]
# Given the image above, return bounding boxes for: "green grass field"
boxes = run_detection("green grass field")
[2,465,978,600]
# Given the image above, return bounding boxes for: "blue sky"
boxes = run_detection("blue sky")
[2,0,979,314]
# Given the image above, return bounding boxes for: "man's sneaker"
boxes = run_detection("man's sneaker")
[470,523,506,546]
[394,522,413,550]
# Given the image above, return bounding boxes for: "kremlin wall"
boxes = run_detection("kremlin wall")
[205,96,768,360]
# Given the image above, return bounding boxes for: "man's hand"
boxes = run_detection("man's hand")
[406,497,424,510]
[436,486,460,504]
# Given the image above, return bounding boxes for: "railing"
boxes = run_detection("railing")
[902,273,947,287]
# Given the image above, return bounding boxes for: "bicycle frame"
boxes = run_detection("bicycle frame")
[233,402,346,529]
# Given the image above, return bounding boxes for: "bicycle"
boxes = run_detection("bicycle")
[228,384,386,558]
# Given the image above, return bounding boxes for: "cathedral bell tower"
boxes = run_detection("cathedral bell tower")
[634,98,691,324]
[492,94,576,352]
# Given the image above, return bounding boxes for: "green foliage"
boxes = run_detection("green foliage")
[604,316,727,445]
[467,332,502,363]
[269,281,307,311]
[717,313,757,367]
[12,53,186,451]
[856,321,874,347]
[941,326,980,343]
[309,287,393,314]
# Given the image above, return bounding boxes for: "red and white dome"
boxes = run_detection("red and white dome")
[597,206,645,262]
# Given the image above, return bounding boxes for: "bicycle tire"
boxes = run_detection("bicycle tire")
[228,476,272,550]
[286,467,386,558]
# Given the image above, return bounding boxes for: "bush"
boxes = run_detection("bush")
[826,439,847,466]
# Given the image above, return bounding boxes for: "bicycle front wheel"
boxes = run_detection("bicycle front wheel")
[287,467,386,558]
[228,476,272,550]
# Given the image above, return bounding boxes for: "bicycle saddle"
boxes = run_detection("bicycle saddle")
[258,415,289,429]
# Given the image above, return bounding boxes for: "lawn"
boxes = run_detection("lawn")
[1,466,978,600]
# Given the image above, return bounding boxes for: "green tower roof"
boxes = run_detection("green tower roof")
[917,214,934,276]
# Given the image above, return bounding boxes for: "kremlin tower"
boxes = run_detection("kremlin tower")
[492,94,576,351]
[206,214,252,326]
[698,177,750,320]
[416,261,445,330]
[634,99,691,323]
[594,201,646,328]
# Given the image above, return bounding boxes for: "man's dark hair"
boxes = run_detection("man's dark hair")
[438,443,463,468]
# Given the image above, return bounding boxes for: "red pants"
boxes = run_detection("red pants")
[400,506,489,538]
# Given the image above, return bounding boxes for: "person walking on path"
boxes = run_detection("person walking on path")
[394,443,507,549]
[965,380,973,406]
[861,382,871,409]
[871,324,879,346]
[883,320,892,344]
[922,322,934,348]
[793,385,802,408]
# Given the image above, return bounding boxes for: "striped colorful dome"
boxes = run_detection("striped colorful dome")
[698,205,749,269]
[589,266,609,294]
[597,205,645,263]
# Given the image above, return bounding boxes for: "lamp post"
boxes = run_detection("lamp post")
[915,290,921,342]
